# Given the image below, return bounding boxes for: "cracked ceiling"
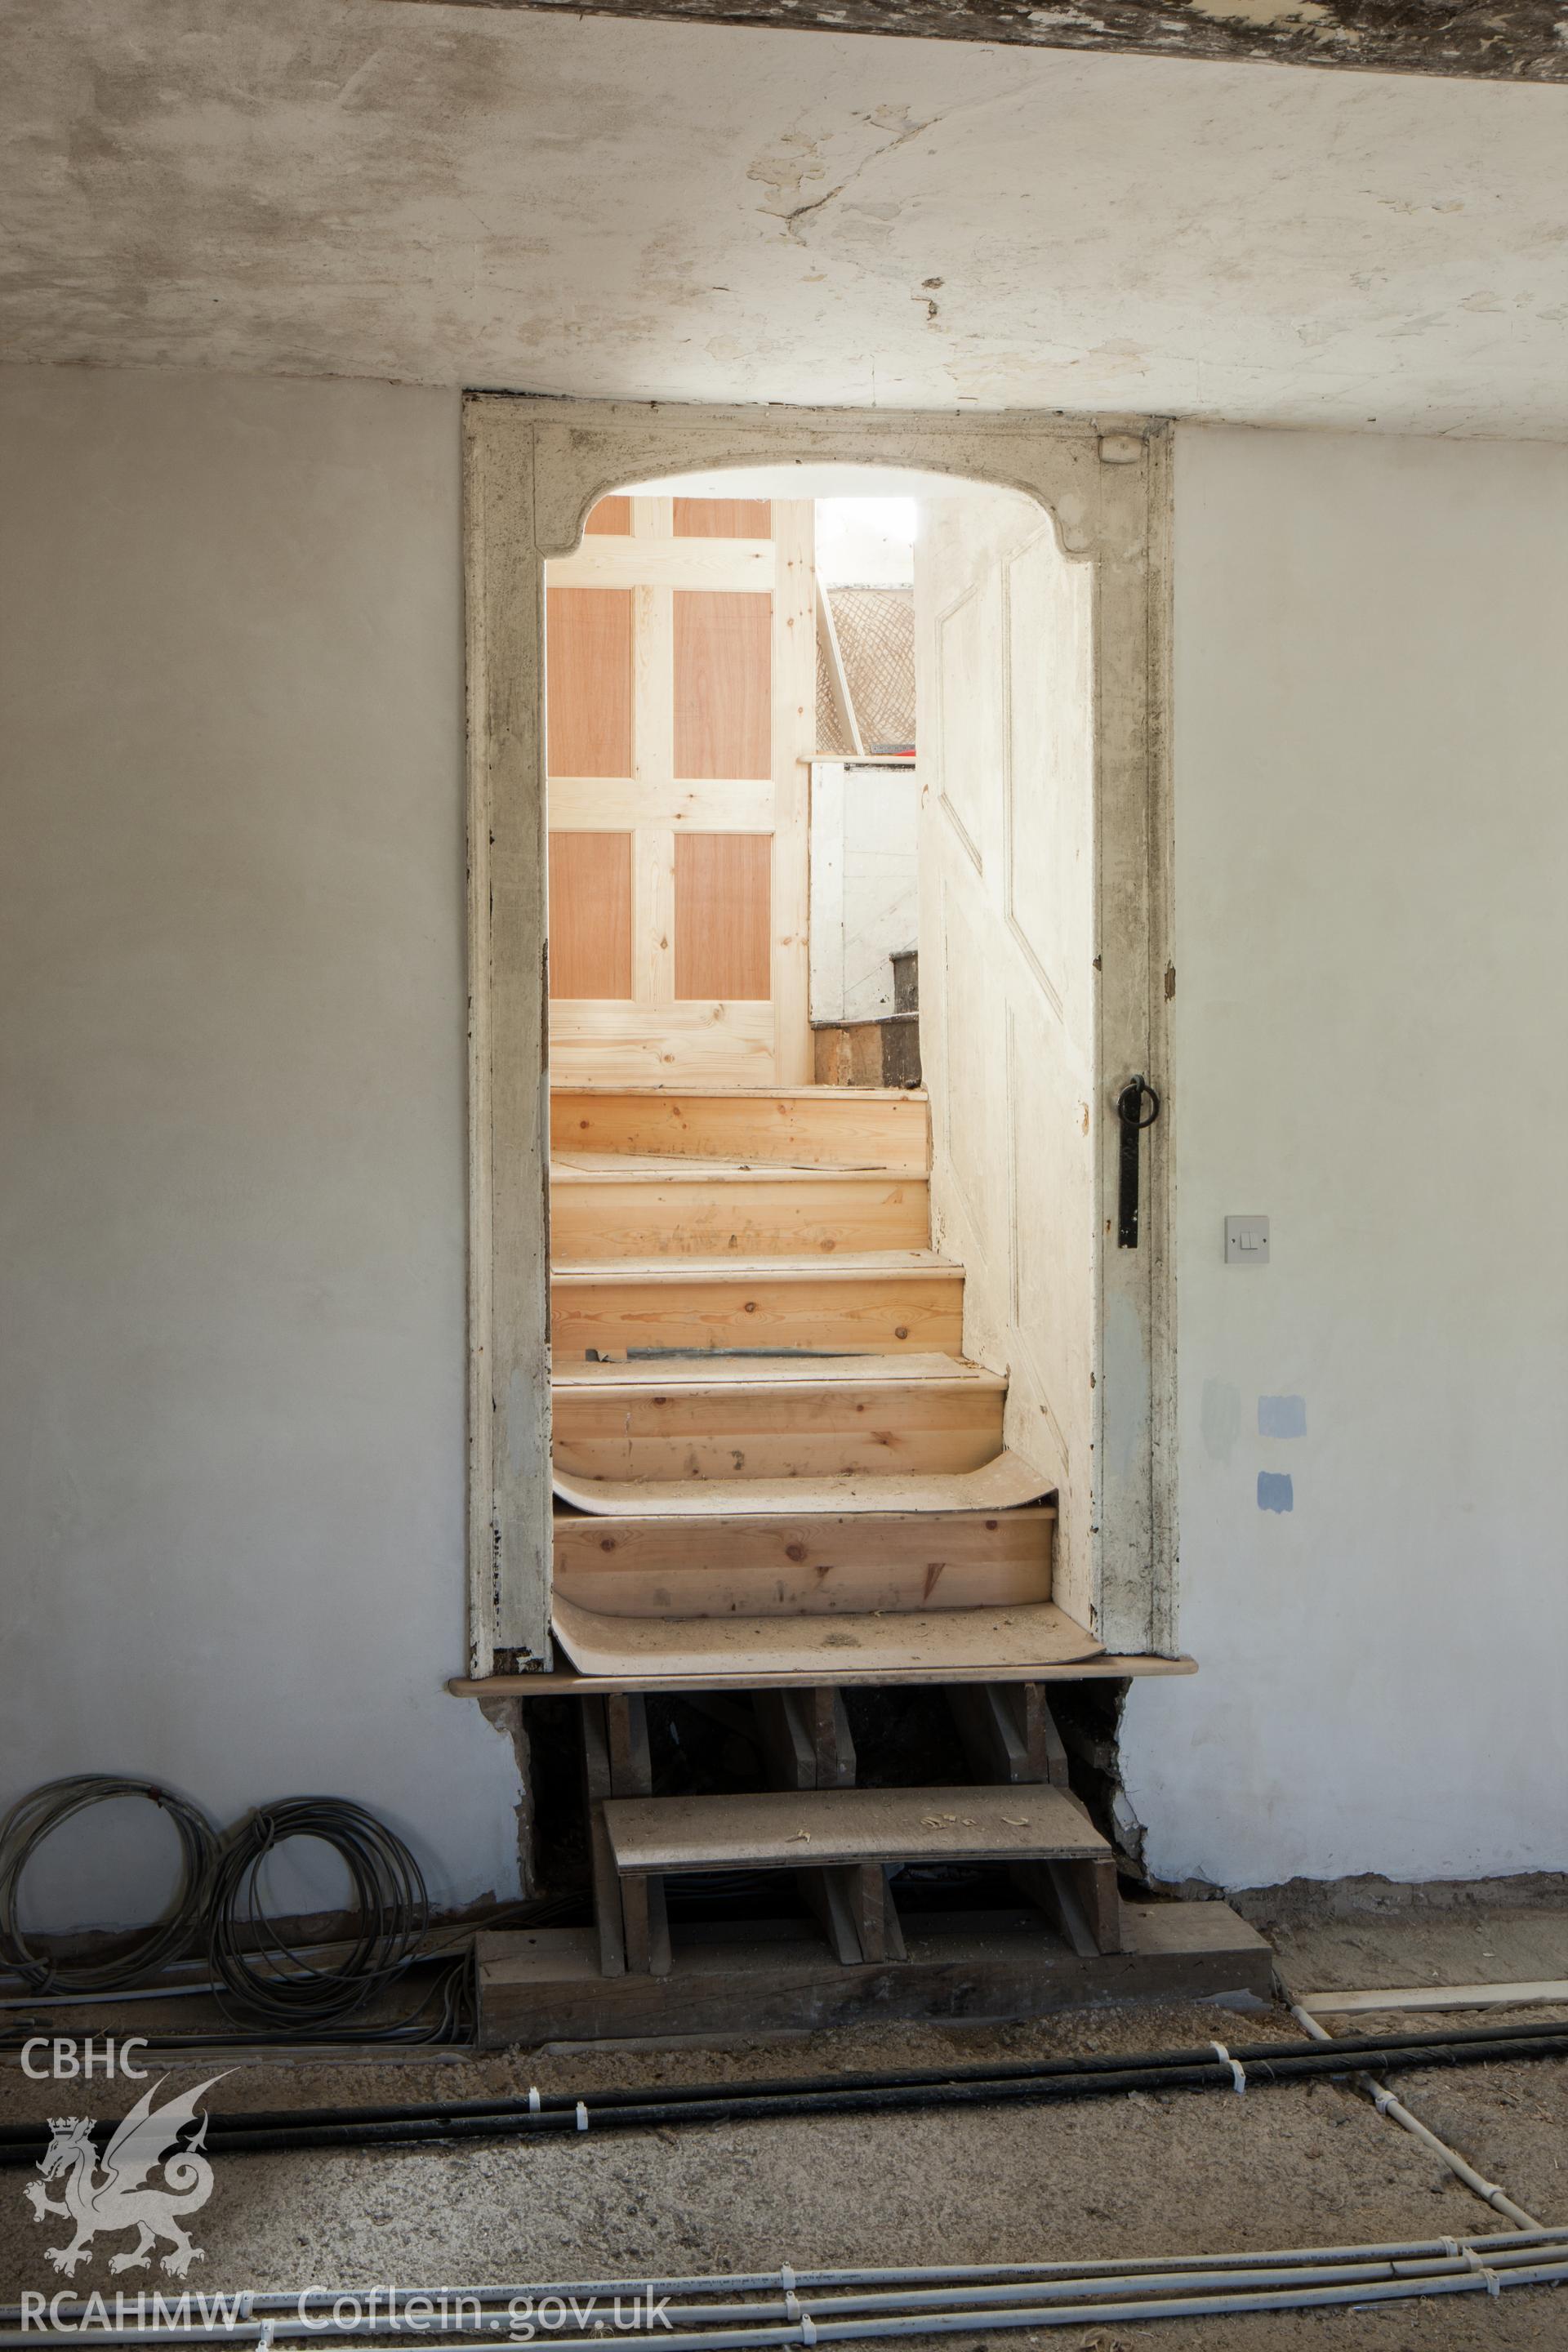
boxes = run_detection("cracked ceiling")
[4,0,1567,434]
[399,0,1568,85]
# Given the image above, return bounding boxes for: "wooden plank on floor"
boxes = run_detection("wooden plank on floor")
[1298,1981,1568,2016]
[474,1903,1274,2047]
[604,1783,1109,1874]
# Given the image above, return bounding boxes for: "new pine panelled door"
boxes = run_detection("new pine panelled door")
[546,495,817,1084]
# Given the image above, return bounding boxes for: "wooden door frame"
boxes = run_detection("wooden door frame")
[464,394,1174,1675]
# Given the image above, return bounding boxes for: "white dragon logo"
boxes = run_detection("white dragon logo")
[25,2076,227,2277]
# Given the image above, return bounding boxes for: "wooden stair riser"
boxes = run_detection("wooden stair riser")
[552,1377,1007,1481]
[551,1086,929,1173]
[551,1173,930,1260]
[553,1507,1054,1617]
[552,1265,964,1358]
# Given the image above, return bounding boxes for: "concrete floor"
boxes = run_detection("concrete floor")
[4,1900,1567,2347]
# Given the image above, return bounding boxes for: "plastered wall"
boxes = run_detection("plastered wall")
[0,367,523,1927]
[6,370,1565,1917]
[1120,424,1568,1889]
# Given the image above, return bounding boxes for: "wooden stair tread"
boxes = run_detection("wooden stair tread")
[551,1352,1004,1391]
[554,1250,956,1283]
[551,1595,1104,1679]
[553,1449,1050,1518]
[552,1085,927,1101]
[551,1155,916,1181]
[551,1354,1008,1480]
[603,1783,1109,1873]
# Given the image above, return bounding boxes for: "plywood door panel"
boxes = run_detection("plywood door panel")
[546,587,634,777]
[545,495,814,1084]
[548,834,633,1000]
[675,497,772,539]
[674,833,771,1000]
[586,496,633,536]
[674,593,772,780]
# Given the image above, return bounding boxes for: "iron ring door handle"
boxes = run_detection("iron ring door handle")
[1116,1076,1161,1247]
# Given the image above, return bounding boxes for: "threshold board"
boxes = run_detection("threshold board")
[475,1904,1273,2048]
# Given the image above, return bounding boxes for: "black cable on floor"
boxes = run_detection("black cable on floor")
[4,2016,1567,2165]
[0,1775,217,1996]
[203,1796,430,2032]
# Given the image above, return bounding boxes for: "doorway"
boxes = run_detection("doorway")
[463,400,1173,1675]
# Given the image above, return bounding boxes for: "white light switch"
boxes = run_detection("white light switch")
[1225,1215,1270,1265]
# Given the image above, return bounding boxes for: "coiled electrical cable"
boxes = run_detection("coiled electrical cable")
[0,1774,217,1996]
[203,1795,430,2030]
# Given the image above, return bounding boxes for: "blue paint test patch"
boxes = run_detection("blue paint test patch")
[1258,1472,1294,1514]
[1258,1394,1307,1440]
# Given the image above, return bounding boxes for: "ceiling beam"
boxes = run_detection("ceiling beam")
[378,0,1568,85]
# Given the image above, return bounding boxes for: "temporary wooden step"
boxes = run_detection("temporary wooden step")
[552,1448,1049,1518]
[550,1085,929,1174]
[554,1503,1053,1618]
[552,1253,964,1359]
[603,1793,1119,1964]
[602,1777,1118,1964]
[551,1354,1008,1481]
[550,1157,929,1259]
[603,1783,1108,1876]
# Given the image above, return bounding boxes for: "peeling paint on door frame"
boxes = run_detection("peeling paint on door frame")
[463,393,1176,1674]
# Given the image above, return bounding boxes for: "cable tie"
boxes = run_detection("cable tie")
[800,2318,816,2346]
[779,2267,795,2294]
[1209,2039,1246,2094]
[785,2293,801,2320]
[575,2100,590,2132]
[1482,2266,1502,2299]
[1441,2238,1460,2257]
[257,2324,274,2350]
[528,2087,541,2114]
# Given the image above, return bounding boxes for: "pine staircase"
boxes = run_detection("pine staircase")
[547,1083,1129,1980]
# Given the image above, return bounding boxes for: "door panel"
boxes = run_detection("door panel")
[673,497,771,538]
[545,587,633,777]
[673,592,773,780]
[918,492,1097,1634]
[546,494,814,1084]
[547,834,633,1000]
[675,834,772,1000]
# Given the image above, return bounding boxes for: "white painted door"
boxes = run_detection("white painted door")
[915,488,1098,1636]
